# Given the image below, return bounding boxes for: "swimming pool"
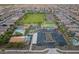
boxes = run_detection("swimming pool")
[25,35,32,41]
[14,28,25,35]
[71,37,79,46]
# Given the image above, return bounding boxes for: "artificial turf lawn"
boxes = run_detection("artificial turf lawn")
[20,13,45,24]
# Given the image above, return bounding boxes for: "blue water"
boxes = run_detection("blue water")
[14,28,25,34]
[28,35,32,40]
[25,35,32,41]
[71,37,79,46]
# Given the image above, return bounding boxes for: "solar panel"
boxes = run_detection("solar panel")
[37,29,67,46]
[51,30,67,46]
[37,31,46,45]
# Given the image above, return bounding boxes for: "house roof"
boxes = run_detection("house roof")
[0,26,9,35]
[68,28,79,32]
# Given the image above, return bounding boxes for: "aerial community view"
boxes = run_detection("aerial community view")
[0,4,79,54]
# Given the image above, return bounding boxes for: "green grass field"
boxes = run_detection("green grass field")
[20,13,45,24]
[42,21,57,28]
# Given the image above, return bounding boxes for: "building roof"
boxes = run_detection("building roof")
[9,36,26,43]
[32,33,37,44]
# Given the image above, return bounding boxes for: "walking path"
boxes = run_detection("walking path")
[1,47,79,54]
[29,37,33,51]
